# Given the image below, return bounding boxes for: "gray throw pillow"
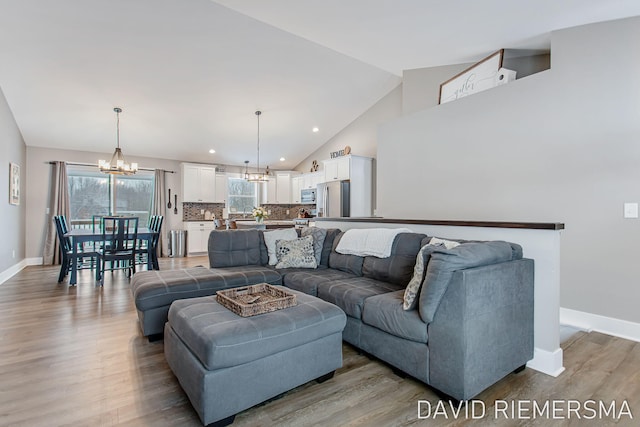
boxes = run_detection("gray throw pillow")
[301,227,327,265]
[275,235,317,269]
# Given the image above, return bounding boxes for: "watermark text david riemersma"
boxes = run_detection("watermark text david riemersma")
[418,399,633,420]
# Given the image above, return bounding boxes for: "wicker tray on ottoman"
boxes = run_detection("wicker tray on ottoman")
[216,283,297,317]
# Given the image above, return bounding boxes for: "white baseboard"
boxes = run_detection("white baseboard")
[0,257,43,285]
[527,347,565,377]
[560,307,640,343]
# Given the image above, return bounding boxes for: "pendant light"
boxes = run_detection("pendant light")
[98,107,138,175]
[245,110,270,182]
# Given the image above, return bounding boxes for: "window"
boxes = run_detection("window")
[227,178,257,214]
[67,165,154,228]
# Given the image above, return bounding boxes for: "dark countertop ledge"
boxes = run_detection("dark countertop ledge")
[313,217,564,230]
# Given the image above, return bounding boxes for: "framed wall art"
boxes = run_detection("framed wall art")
[439,49,504,104]
[9,162,20,205]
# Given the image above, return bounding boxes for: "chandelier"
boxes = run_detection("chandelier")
[245,110,270,182]
[98,107,138,175]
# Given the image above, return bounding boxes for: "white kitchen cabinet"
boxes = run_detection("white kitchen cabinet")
[214,173,228,204]
[291,177,302,204]
[323,157,350,182]
[262,178,277,204]
[185,222,216,254]
[276,173,291,204]
[181,163,216,203]
[301,171,323,190]
[260,171,299,204]
[321,155,373,217]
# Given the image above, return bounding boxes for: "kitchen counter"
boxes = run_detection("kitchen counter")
[234,219,295,229]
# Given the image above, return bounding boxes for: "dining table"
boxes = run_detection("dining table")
[63,227,158,285]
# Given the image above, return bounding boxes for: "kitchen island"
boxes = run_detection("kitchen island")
[234,220,295,229]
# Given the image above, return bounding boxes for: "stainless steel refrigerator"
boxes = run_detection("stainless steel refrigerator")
[316,181,350,218]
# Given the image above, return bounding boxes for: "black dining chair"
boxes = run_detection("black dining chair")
[137,215,163,270]
[53,215,97,283]
[96,216,139,285]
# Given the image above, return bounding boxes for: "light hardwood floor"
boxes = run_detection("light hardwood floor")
[1,258,639,426]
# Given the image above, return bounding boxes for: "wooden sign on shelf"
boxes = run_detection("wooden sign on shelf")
[439,49,504,104]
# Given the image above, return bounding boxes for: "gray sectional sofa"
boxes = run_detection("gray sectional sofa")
[131,227,534,401]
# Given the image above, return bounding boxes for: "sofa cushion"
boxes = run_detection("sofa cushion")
[131,265,282,311]
[275,235,317,269]
[317,277,404,319]
[320,229,341,267]
[362,232,427,286]
[362,290,428,343]
[263,228,298,265]
[208,230,263,268]
[419,241,518,323]
[282,269,357,296]
[301,227,327,265]
[329,232,364,276]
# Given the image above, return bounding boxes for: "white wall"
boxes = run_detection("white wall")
[0,87,26,274]
[296,85,402,173]
[25,147,184,259]
[295,85,402,213]
[402,63,471,115]
[378,17,640,323]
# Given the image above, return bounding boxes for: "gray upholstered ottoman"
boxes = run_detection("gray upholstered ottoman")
[164,287,346,427]
[131,265,281,340]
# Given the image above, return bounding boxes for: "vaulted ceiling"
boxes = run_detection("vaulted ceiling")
[1,0,639,169]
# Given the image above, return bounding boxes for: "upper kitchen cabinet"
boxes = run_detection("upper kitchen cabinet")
[276,173,292,204]
[181,163,216,203]
[322,155,372,183]
[323,155,364,182]
[214,173,228,204]
[260,171,300,204]
[262,178,277,204]
[322,155,373,217]
[301,171,324,190]
[291,177,302,204]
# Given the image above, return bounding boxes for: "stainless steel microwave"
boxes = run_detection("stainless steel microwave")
[300,188,316,204]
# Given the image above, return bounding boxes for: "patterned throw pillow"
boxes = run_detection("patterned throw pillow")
[428,237,461,250]
[274,235,317,269]
[403,244,431,310]
[301,227,327,265]
[402,238,460,311]
[263,228,298,265]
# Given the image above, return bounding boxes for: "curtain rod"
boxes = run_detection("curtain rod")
[48,161,175,173]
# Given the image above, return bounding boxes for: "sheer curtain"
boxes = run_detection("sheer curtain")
[152,169,166,258]
[43,161,70,265]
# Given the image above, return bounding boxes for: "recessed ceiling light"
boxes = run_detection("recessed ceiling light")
[209,149,216,154]
[312,127,319,133]
[280,157,285,162]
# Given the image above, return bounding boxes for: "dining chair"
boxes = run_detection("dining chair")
[96,216,139,285]
[137,215,163,270]
[53,215,97,283]
[92,215,104,233]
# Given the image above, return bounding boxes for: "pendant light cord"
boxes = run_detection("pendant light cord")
[256,110,261,173]
[114,107,122,149]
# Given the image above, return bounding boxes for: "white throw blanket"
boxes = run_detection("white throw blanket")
[335,228,412,258]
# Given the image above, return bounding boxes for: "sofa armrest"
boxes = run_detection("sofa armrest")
[427,258,534,400]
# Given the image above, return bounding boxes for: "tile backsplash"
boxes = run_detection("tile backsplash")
[183,203,315,221]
